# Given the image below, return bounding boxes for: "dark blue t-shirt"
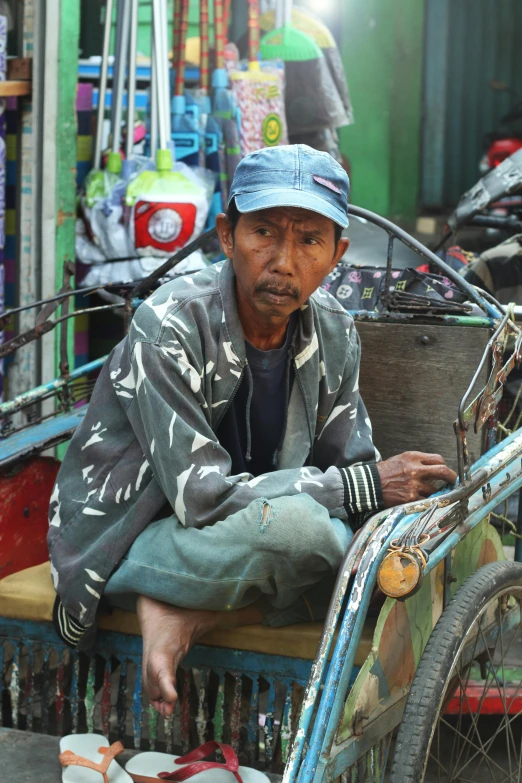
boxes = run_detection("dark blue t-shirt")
[216,315,296,477]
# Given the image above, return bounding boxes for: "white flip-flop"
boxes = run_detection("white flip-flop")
[59,734,133,783]
[125,741,270,782]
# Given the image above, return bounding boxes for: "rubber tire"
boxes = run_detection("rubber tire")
[389,560,522,783]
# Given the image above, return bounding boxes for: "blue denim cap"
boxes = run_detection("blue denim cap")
[228,144,350,228]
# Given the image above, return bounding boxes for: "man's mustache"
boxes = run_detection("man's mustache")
[255,280,300,300]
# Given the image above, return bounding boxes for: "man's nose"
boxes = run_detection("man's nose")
[270,238,297,275]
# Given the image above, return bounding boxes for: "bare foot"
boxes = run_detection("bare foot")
[137,595,219,717]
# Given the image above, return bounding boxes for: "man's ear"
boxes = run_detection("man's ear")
[328,237,349,275]
[216,213,234,258]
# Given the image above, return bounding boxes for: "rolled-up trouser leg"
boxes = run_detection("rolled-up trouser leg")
[104,493,353,623]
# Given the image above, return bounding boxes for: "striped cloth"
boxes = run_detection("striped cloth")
[340,462,383,528]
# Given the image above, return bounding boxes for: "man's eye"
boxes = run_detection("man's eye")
[303,237,319,245]
[256,228,271,236]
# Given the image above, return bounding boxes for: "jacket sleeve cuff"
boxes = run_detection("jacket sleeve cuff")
[340,462,384,521]
[53,596,88,649]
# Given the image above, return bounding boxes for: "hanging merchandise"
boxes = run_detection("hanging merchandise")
[83,0,118,206]
[194,0,224,227]
[220,2,242,183]
[229,0,287,158]
[259,6,354,126]
[126,0,212,258]
[84,0,136,263]
[260,0,349,138]
[78,0,211,288]
[78,0,150,282]
[0,14,6,402]
[171,0,200,166]
[211,0,238,203]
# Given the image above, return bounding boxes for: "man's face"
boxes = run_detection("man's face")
[216,206,349,323]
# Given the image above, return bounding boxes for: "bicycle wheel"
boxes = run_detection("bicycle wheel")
[389,560,522,782]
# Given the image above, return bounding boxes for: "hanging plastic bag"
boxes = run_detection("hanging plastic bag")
[125,162,214,258]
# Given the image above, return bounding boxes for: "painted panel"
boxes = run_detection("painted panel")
[335,518,504,746]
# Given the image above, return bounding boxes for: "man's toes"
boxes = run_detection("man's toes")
[149,698,175,717]
[157,665,178,709]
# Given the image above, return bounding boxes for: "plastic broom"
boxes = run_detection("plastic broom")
[260,0,322,62]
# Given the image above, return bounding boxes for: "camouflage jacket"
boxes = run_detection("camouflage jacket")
[48,260,381,646]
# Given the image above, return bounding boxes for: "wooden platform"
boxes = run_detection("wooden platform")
[0,563,375,664]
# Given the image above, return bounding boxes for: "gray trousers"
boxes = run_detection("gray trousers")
[105,493,353,626]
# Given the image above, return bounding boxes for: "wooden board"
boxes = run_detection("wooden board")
[7,58,32,81]
[357,322,491,471]
[0,81,31,97]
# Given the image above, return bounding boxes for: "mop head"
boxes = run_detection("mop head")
[126,169,211,257]
[84,168,122,208]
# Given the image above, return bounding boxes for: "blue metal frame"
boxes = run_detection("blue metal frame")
[288,431,522,782]
[0,356,107,418]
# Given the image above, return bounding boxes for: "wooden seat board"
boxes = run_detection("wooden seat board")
[0,563,374,664]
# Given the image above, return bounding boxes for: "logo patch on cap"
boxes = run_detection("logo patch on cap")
[313,175,342,194]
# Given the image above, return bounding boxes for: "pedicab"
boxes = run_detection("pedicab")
[0,206,521,782]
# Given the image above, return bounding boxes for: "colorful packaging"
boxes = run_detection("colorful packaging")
[230,61,288,157]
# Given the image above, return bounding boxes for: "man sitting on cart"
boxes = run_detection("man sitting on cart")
[48,145,456,716]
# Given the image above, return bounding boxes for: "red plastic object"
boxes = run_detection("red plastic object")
[446,684,522,715]
[133,201,197,254]
[0,457,60,579]
[487,138,522,169]
[158,741,243,782]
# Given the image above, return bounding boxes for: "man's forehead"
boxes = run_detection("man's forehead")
[243,205,332,227]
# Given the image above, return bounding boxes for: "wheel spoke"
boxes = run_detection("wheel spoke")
[517,720,522,783]
[440,716,512,780]
[468,646,518,766]
[437,720,444,782]
[432,595,522,782]
[447,617,485,777]
[449,614,503,776]
[478,624,520,766]
[451,663,497,778]
[428,743,449,777]
[498,603,516,776]
[393,577,522,783]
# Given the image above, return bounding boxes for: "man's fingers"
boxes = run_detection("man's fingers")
[417,481,439,498]
[417,452,446,465]
[418,463,457,484]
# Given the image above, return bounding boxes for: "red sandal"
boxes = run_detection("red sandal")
[125,741,270,782]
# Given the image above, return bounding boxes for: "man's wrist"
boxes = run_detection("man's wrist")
[340,462,384,520]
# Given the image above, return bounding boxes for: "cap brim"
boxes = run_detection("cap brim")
[234,189,349,229]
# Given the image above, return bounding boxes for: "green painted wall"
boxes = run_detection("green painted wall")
[339,0,425,224]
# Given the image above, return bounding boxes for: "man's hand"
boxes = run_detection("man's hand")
[376,451,457,508]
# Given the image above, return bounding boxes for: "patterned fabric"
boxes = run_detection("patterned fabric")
[48,260,380,644]
[322,264,468,312]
